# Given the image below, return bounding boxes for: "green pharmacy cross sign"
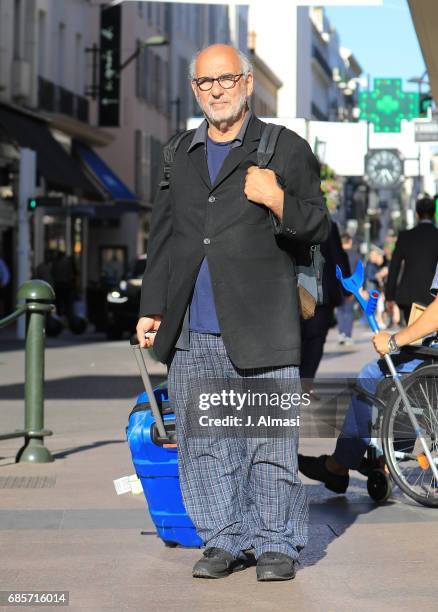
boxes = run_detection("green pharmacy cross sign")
[359,79,419,132]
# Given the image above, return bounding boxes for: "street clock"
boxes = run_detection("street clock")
[365,149,403,189]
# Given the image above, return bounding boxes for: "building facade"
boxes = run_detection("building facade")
[248,4,362,122]
[0,0,113,312]
[247,32,282,118]
[0,0,251,322]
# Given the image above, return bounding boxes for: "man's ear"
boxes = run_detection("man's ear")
[246,72,254,98]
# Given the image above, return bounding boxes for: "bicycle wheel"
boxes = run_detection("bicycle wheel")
[382,364,438,507]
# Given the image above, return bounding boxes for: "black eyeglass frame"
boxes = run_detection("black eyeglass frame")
[192,73,245,91]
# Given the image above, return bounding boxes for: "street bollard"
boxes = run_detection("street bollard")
[15,280,55,463]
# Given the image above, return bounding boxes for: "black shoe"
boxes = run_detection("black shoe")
[256,552,297,582]
[298,454,349,494]
[192,547,248,579]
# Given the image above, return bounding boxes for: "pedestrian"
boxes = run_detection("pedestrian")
[336,232,360,345]
[34,250,55,287]
[0,254,11,317]
[386,196,438,324]
[136,44,329,581]
[300,220,350,390]
[364,245,388,329]
[52,251,76,319]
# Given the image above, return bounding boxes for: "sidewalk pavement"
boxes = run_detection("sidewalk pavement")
[0,324,437,611]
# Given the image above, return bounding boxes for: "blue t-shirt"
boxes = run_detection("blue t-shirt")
[189,136,233,333]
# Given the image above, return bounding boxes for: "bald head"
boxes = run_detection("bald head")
[189,45,254,130]
[189,45,253,80]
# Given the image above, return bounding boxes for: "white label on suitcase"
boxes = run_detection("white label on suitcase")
[113,476,132,495]
[114,474,143,495]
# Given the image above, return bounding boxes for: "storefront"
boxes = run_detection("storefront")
[0,101,142,320]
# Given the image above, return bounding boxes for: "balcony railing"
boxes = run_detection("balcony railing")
[311,102,328,121]
[311,45,332,81]
[38,76,89,123]
[38,76,56,112]
[59,86,74,117]
[76,96,89,122]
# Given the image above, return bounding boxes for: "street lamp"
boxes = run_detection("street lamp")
[119,36,169,72]
[408,70,431,116]
[408,70,428,94]
[85,35,169,101]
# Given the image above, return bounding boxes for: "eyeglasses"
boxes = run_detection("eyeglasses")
[192,73,244,91]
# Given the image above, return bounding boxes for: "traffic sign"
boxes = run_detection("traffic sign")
[414,122,438,142]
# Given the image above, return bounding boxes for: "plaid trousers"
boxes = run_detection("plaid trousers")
[167,331,308,560]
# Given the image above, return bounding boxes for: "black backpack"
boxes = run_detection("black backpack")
[158,123,324,317]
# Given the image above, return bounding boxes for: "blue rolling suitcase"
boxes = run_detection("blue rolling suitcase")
[126,337,203,548]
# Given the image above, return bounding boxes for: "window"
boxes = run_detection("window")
[185,6,190,36]
[150,137,162,201]
[195,6,203,49]
[135,132,163,202]
[75,33,83,94]
[164,3,171,37]
[136,44,149,102]
[157,4,163,32]
[136,48,167,114]
[238,13,247,52]
[154,54,161,108]
[178,56,189,122]
[57,23,66,87]
[208,7,216,43]
[13,0,22,59]
[37,11,47,77]
[162,59,169,115]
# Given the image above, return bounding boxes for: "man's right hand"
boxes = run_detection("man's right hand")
[136,316,163,348]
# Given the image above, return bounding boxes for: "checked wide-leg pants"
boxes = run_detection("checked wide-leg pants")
[167,331,308,560]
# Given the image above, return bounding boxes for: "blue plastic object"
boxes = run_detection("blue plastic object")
[126,386,203,548]
[336,260,380,333]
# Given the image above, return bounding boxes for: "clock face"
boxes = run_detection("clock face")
[365,150,403,188]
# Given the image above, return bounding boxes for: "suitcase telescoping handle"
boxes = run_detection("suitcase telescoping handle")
[130,334,168,440]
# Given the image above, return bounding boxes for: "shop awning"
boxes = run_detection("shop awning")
[74,142,138,203]
[0,103,102,200]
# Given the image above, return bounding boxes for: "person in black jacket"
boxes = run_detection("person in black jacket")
[136,44,329,582]
[386,197,438,323]
[300,220,350,387]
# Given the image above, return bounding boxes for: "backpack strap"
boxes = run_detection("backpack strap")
[257,123,284,169]
[158,129,195,188]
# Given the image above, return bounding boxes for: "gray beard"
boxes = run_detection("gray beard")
[196,90,248,129]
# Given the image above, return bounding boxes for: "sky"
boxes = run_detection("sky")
[325,0,427,93]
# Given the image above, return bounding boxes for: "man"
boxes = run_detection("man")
[299,262,438,493]
[300,221,349,386]
[137,45,329,581]
[386,197,438,323]
[337,233,360,346]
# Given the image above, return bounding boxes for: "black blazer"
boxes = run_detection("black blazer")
[139,114,330,368]
[386,222,438,307]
